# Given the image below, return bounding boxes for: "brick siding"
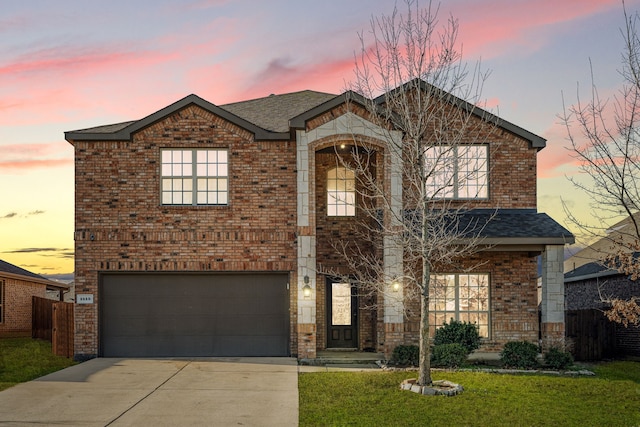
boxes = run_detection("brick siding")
[0,277,46,337]
[73,105,297,357]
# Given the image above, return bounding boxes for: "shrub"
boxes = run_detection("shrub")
[431,343,468,368]
[391,345,419,366]
[433,319,481,354]
[544,347,574,370]
[500,341,539,369]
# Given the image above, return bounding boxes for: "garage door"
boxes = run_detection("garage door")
[100,273,289,357]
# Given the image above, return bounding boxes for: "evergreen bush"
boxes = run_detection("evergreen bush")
[433,319,481,354]
[391,345,419,366]
[543,347,574,370]
[431,343,468,368]
[500,341,539,369]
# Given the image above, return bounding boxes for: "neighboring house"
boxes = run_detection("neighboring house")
[564,212,640,272]
[0,259,69,337]
[565,257,640,357]
[65,81,573,360]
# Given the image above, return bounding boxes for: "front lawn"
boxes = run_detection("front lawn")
[0,337,76,392]
[299,361,640,426]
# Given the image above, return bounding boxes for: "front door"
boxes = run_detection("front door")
[326,279,358,348]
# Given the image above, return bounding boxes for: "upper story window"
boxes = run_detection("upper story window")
[429,273,490,338]
[425,145,488,199]
[327,166,356,216]
[161,149,228,205]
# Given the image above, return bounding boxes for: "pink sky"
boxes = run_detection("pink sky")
[0,0,635,275]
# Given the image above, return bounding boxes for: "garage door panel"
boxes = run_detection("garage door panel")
[100,273,289,357]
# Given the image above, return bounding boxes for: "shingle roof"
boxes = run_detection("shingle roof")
[564,252,639,282]
[446,209,574,245]
[64,80,547,149]
[461,209,574,240]
[220,90,337,133]
[0,259,49,281]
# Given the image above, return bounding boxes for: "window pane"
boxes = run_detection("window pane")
[217,150,227,163]
[332,283,352,326]
[327,167,355,216]
[197,150,207,162]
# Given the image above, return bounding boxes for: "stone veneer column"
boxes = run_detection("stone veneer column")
[382,130,405,357]
[296,129,316,359]
[540,244,566,350]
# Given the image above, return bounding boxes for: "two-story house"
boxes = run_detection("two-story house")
[65,81,573,360]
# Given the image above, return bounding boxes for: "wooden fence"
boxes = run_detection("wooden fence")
[32,296,74,358]
[566,309,617,361]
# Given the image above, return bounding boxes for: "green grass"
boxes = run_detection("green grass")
[299,362,640,426]
[0,337,76,391]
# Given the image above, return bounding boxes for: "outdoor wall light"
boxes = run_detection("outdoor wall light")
[392,281,401,292]
[302,284,312,298]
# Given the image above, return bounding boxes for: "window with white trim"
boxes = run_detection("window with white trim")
[425,145,488,199]
[161,149,228,205]
[429,273,490,337]
[327,166,356,216]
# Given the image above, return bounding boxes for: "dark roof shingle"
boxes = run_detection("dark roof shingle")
[0,259,48,280]
[220,90,337,133]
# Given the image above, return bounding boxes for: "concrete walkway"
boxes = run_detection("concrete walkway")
[0,357,299,426]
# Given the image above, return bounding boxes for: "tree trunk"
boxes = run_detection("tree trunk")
[418,263,432,386]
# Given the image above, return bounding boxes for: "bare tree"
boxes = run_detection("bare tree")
[561,2,640,326]
[323,0,498,386]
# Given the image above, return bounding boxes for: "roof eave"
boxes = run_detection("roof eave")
[455,236,575,246]
[0,271,68,288]
[565,269,620,283]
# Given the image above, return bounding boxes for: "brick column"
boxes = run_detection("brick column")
[540,245,565,350]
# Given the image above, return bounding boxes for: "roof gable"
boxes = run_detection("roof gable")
[65,94,288,142]
[374,79,547,150]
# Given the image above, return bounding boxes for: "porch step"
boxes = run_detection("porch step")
[299,350,385,366]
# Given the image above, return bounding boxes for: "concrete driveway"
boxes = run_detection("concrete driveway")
[0,357,299,426]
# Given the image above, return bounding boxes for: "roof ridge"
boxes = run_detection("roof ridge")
[221,89,337,107]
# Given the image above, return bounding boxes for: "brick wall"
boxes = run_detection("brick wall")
[0,277,46,337]
[401,252,540,351]
[73,105,297,358]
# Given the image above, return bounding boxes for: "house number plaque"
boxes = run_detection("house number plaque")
[76,294,94,304]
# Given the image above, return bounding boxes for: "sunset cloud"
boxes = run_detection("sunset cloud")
[0,210,47,220]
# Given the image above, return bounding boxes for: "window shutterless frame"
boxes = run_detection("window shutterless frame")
[424,144,489,200]
[327,166,356,216]
[429,273,490,338]
[160,149,229,206]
